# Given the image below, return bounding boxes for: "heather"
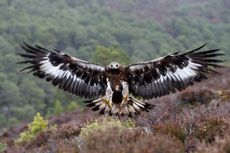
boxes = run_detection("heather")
[0,0,229,130]
[0,68,230,152]
[0,0,229,152]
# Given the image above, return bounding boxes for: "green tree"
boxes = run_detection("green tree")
[67,101,79,112]
[16,112,48,143]
[92,45,130,65]
[53,100,63,115]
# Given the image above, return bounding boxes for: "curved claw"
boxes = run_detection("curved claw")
[103,98,113,108]
[121,95,129,107]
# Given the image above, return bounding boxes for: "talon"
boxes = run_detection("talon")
[108,101,112,108]
[121,95,129,106]
[103,98,112,108]
[124,95,128,101]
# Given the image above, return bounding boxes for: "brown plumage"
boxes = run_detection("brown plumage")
[18,43,223,116]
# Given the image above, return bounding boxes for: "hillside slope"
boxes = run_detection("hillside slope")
[1,67,230,153]
[0,0,229,130]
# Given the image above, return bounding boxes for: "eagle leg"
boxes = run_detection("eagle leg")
[121,94,129,107]
[120,81,130,107]
[102,98,113,108]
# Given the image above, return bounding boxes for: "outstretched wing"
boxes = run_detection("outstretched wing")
[126,43,223,99]
[18,43,107,99]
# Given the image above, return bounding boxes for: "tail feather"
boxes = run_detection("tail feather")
[84,98,112,114]
[83,97,155,116]
[129,97,155,112]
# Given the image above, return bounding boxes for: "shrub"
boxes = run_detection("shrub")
[195,135,230,153]
[21,123,79,152]
[0,143,7,152]
[219,90,230,102]
[53,100,63,115]
[15,112,48,143]
[153,122,187,143]
[80,118,184,153]
[83,129,184,153]
[178,89,216,105]
[66,101,79,112]
[195,117,228,142]
[80,117,135,138]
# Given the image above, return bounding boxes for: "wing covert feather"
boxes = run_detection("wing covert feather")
[19,43,107,99]
[126,44,223,99]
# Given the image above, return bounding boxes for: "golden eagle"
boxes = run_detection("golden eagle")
[19,43,223,116]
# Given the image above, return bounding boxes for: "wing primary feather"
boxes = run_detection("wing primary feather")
[19,43,107,100]
[184,43,207,54]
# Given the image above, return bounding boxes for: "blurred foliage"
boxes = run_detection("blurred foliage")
[15,113,48,143]
[195,117,228,142]
[1,73,230,152]
[0,0,229,130]
[82,128,184,153]
[80,117,135,138]
[92,45,130,65]
[67,101,81,112]
[154,122,187,143]
[53,100,63,116]
[196,135,230,153]
[0,143,7,153]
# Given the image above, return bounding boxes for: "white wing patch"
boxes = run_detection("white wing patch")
[19,43,108,100]
[158,59,200,82]
[132,59,202,98]
[40,54,72,79]
[37,54,103,98]
[128,43,223,100]
[39,55,85,87]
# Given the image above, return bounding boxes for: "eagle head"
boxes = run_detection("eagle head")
[107,62,121,69]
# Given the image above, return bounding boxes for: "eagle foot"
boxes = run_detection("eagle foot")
[120,95,129,107]
[103,98,112,108]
